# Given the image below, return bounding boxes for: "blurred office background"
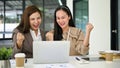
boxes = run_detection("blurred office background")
[0,0,88,47]
[0,0,119,54]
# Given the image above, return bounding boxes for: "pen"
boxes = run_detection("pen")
[75,57,89,64]
[25,58,27,63]
[75,57,80,61]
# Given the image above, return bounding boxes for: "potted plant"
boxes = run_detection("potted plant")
[0,47,12,68]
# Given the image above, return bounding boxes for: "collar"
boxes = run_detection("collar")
[30,29,42,41]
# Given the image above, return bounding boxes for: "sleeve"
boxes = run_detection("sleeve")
[75,30,89,55]
[11,30,23,58]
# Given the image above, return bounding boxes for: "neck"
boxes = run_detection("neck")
[62,26,69,33]
[32,29,38,36]
[35,30,38,36]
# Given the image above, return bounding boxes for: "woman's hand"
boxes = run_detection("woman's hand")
[83,23,94,47]
[86,23,94,33]
[16,32,25,48]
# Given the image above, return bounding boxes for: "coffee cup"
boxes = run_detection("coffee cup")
[15,53,26,68]
[105,51,113,61]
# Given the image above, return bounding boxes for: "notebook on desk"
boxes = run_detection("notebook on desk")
[33,41,70,64]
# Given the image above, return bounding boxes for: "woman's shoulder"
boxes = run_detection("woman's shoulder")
[70,27,82,33]
[13,28,19,33]
[69,27,83,37]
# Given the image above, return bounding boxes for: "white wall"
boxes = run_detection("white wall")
[67,0,73,15]
[89,0,110,54]
[67,0,111,54]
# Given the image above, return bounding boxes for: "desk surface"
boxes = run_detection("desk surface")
[11,55,120,68]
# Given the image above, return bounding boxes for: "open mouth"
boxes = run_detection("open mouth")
[33,24,39,29]
[59,23,65,27]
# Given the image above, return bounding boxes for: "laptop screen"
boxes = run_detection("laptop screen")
[33,41,70,64]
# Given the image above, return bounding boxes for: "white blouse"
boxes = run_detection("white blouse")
[30,29,42,41]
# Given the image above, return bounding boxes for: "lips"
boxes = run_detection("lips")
[59,22,65,27]
[33,24,39,29]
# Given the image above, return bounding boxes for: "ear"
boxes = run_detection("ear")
[68,16,71,20]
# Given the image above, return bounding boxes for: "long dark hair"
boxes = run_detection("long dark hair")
[54,5,75,40]
[16,5,42,33]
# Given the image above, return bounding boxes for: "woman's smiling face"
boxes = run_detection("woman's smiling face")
[29,12,42,31]
[56,10,70,29]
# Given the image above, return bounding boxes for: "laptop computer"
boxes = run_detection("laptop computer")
[33,41,70,64]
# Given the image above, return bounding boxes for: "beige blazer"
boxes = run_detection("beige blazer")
[46,27,89,56]
[12,28,45,58]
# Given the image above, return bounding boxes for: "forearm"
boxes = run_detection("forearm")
[13,37,22,51]
[12,46,21,58]
[83,22,94,47]
[12,41,22,58]
[76,41,89,55]
[13,32,23,49]
[83,31,91,47]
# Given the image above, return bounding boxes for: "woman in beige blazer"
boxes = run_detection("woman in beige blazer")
[12,5,45,58]
[46,5,94,56]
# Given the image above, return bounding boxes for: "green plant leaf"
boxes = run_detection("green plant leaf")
[0,47,13,60]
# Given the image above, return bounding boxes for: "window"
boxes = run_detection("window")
[73,0,88,33]
[0,0,62,40]
[0,1,4,38]
[0,0,22,39]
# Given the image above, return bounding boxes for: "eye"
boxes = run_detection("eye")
[30,18,35,21]
[61,16,65,19]
[37,17,41,19]
[56,17,60,20]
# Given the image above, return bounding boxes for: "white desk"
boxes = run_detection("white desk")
[11,56,120,68]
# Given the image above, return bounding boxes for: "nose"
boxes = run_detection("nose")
[35,19,39,24]
[58,18,63,23]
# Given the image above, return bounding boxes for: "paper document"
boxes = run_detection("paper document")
[33,63,75,68]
